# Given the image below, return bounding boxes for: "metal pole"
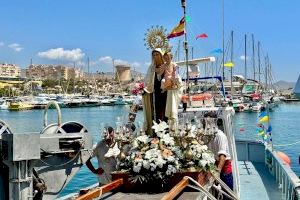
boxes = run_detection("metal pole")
[222,0,225,81]
[252,34,256,80]
[181,0,189,96]
[230,30,233,94]
[244,34,247,79]
[258,41,261,83]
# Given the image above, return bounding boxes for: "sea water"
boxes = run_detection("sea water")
[0,103,299,196]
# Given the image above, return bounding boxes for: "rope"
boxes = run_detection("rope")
[273,140,300,147]
[97,187,103,198]
[39,150,81,168]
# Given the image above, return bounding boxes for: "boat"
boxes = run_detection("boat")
[0,102,93,200]
[0,99,9,110]
[113,95,127,105]
[8,98,34,111]
[294,75,300,99]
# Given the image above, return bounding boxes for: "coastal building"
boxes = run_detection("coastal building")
[0,63,21,77]
[0,63,23,89]
[26,64,84,80]
[115,64,131,82]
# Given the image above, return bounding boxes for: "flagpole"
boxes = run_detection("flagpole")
[181,0,189,100]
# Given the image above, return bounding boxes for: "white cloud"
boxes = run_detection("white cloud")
[38,48,85,61]
[0,42,4,46]
[144,62,151,66]
[99,56,113,64]
[97,56,144,71]
[8,43,23,52]
[114,59,129,65]
[240,55,249,60]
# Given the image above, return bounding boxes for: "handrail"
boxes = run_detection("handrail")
[161,177,189,200]
[43,101,62,127]
[266,147,300,199]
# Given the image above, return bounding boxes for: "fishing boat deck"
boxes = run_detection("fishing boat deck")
[239,161,282,200]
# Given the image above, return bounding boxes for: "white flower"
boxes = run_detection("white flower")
[150,163,157,171]
[161,133,175,146]
[152,120,169,133]
[199,159,208,167]
[143,160,150,169]
[104,143,120,158]
[156,157,166,168]
[145,149,160,160]
[136,135,149,144]
[133,164,142,173]
[202,152,215,164]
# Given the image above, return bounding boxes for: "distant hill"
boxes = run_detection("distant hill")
[274,80,295,90]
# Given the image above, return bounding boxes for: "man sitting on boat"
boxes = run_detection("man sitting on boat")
[86,126,118,185]
[205,112,233,191]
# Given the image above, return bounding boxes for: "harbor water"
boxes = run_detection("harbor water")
[0,103,299,196]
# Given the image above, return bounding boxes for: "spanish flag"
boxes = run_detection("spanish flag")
[167,17,185,39]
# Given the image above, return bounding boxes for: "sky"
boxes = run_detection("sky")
[0,0,299,82]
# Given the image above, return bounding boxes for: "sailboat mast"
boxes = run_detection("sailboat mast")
[181,0,189,94]
[222,0,225,81]
[265,56,268,91]
[244,34,247,79]
[230,30,233,93]
[258,41,261,83]
[252,34,256,80]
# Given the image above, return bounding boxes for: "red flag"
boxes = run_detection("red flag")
[167,18,185,39]
[196,33,208,40]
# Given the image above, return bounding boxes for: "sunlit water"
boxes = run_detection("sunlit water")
[1,102,300,197]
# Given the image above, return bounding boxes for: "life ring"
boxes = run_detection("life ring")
[182,93,212,101]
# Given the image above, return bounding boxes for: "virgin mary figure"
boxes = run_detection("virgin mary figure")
[143,48,168,135]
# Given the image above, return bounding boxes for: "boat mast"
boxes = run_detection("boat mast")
[181,0,189,95]
[222,0,225,81]
[258,41,261,83]
[252,34,256,80]
[244,34,247,79]
[264,56,268,92]
[230,30,233,93]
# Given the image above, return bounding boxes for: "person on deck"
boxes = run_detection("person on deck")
[205,112,233,191]
[86,126,117,185]
[143,48,168,134]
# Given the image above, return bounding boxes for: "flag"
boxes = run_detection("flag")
[266,125,272,132]
[196,33,208,39]
[167,17,185,39]
[210,48,223,54]
[259,115,269,123]
[224,62,235,67]
[185,15,191,22]
[259,111,267,118]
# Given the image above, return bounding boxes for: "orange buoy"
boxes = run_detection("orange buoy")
[277,151,291,166]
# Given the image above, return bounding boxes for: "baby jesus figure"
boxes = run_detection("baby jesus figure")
[161,52,177,91]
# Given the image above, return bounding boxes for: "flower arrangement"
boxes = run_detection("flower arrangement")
[131,82,144,95]
[115,119,216,185]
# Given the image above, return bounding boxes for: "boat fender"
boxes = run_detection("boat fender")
[277,151,291,166]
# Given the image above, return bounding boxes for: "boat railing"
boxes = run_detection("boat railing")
[266,147,300,200]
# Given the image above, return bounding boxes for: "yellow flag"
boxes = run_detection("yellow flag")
[224,62,234,67]
[259,116,269,123]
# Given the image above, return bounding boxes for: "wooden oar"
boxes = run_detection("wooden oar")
[76,178,123,200]
[161,177,189,200]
